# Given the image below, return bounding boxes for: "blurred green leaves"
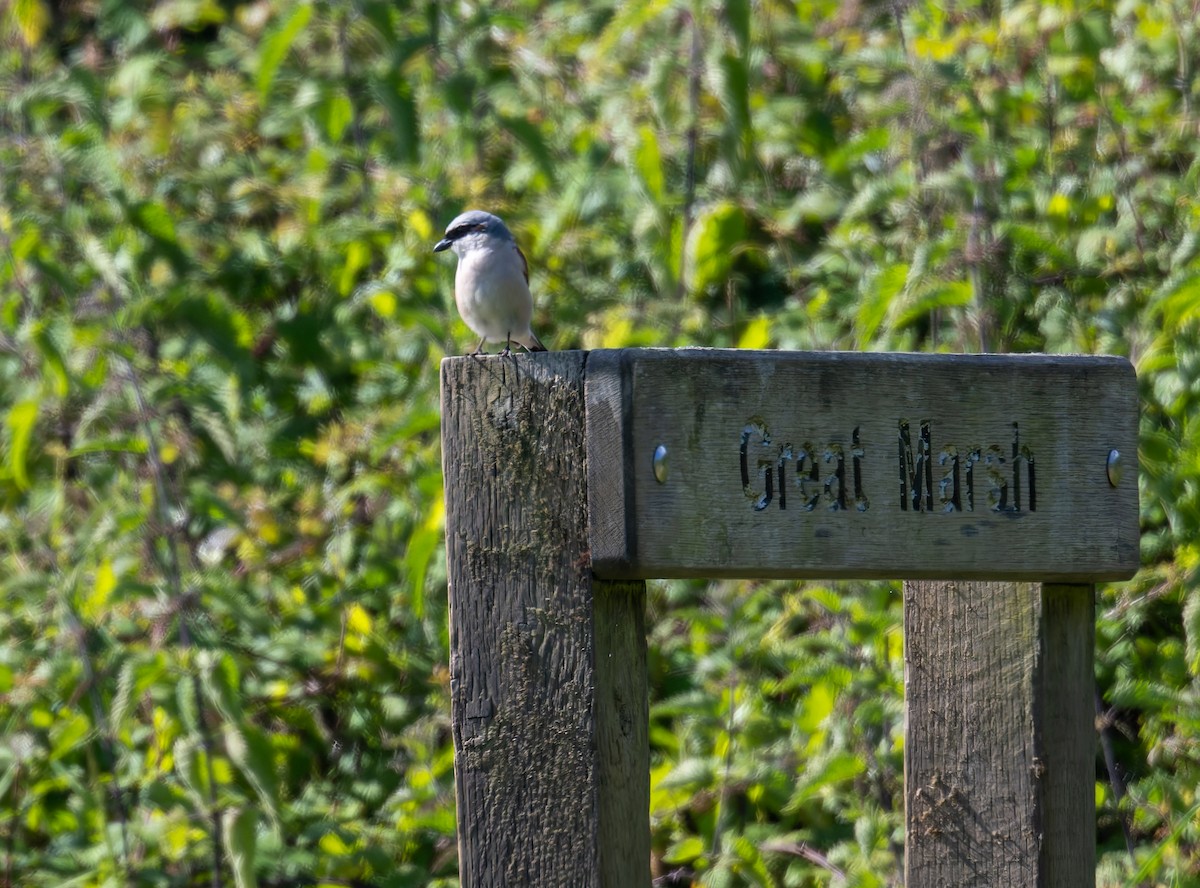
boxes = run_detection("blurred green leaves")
[686,201,749,297]
[3,401,38,490]
[2,0,1199,885]
[257,3,313,101]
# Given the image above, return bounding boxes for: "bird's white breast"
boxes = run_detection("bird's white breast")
[454,242,533,341]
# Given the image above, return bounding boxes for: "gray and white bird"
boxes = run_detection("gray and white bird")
[434,210,548,355]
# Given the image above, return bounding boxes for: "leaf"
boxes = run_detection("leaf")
[224,808,259,888]
[347,602,372,636]
[357,0,396,43]
[318,89,353,143]
[499,114,556,183]
[5,400,38,491]
[404,496,443,619]
[717,52,752,171]
[202,652,243,724]
[737,315,771,349]
[659,757,715,790]
[798,108,837,158]
[841,173,908,222]
[174,738,210,802]
[593,0,672,60]
[798,680,838,734]
[724,0,750,53]
[49,712,92,762]
[1003,222,1075,270]
[702,859,735,888]
[32,326,69,398]
[168,294,255,370]
[788,751,867,807]
[1128,799,1200,885]
[132,200,178,245]
[1152,271,1200,328]
[177,676,200,734]
[730,835,773,887]
[192,403,237,463]
[225,724,281,826]
[663,835,706,864]
[337,240,370,298]
[319,831,354,855]
[82,558,117,621]
[685,202,749,296]
[1184,592,1200,678]
[12,0,49,46]
[149,0,226,31]
[257,3,313,100]
[826,126,890,175]
[68,436,149,457]
[130,199,189,271]
[1046,192,1071,218]
[370,72,420,165]
[856,263,907,346]
[893,280,973,330]
[110,660,137,733]
[635,126,665,202]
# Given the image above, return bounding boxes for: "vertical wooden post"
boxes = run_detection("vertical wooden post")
[904,581,1096,887]
[441,353,650,888]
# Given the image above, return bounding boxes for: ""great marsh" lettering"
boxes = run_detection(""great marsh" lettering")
[739,420,1036,514]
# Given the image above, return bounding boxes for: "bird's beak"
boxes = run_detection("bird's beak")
[433,237,452,253]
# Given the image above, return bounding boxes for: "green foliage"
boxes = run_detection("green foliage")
[1,0,1198,885]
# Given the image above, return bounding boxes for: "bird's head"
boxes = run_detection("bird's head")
[433,210,515,256]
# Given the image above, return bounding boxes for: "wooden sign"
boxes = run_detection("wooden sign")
[585,349,1139,581]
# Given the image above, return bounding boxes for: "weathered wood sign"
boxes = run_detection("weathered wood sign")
[586,349,1139,582]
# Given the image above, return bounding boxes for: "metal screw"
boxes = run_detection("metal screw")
[652,444,669,483]
[1106,449,1122,487]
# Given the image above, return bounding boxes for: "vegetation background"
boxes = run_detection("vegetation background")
[1,0,1198,885]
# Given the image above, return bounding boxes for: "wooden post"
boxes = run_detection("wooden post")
[442,348,1137,886]
[904,581,1096,887]
[441,353,649,888]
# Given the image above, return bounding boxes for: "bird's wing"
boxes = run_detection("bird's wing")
[515,243,529,285]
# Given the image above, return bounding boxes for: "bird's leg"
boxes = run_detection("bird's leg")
[500,332,513,357]
[472,335,487,357]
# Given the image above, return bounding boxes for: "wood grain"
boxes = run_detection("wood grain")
[587,349,1139,581]
[441,352,649,888]
[1038,584,1096,886]
[442,348,1112,887]
[904,581,1096,888]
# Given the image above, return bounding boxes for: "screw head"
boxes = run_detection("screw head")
[652,444,669,484]
[1106,449,1123,487]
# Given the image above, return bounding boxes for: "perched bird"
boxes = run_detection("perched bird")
[434,210,548,355]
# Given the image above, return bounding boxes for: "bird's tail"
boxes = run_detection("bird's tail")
[522,331,548,352]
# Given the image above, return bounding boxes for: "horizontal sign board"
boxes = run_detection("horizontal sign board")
[585,349,1139,581]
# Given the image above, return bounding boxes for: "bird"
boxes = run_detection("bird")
[433,210,548,355]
